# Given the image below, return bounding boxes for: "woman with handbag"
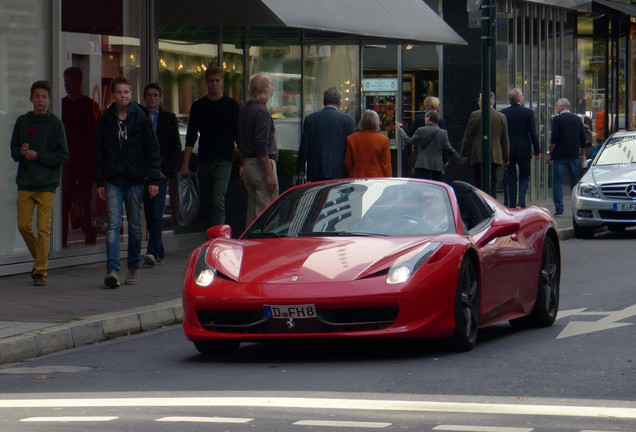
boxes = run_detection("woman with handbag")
[397,110,461,182]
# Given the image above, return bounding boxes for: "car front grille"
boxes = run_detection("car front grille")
[598,210,636,220]
[601,183,636,200]
[196,307,398,334]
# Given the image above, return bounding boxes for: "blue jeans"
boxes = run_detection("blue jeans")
[552,159,579,215]
[506,157,531,208]
[106,182,144,273]
[143,178,168,259]
[198,160,232,227]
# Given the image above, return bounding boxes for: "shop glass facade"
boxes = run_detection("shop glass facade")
[1,0,635,275]
[0,1,52,264]
[494,0,574,201]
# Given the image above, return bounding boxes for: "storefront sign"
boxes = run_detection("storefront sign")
[363,78,398,92]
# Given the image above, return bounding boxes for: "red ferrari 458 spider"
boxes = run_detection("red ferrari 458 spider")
[182,179,560,354]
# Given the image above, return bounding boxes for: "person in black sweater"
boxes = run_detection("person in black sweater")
[141,83,181,266]
[180,65,240,228]
[545,98,586,217]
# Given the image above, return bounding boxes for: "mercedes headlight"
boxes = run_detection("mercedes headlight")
[193,246,217,286]
[576,183,600,198]
[386,242,441,284]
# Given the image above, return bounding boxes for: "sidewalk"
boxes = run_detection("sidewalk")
[0,195,573,365]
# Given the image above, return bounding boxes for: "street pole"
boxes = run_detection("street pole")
[480,0,493,194]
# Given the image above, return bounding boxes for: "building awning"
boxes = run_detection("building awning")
[158,0,466,45]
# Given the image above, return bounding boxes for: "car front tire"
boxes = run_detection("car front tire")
[450,256,479,351]
[573,217,595,239]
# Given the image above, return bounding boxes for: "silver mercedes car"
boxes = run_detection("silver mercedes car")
[572,130,636,238]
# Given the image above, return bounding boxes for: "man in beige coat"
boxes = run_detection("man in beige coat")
[460,92,509,199]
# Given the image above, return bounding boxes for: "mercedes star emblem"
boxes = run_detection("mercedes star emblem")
[626,184,636,198]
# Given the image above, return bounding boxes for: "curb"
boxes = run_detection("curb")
[558,227,575,241]
[0,300,183,365]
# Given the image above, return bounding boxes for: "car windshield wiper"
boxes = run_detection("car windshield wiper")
[245,232,286,238]
[297,231,387,237]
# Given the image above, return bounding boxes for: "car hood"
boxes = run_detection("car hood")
[584,164,636,185]
[203,237,441,284]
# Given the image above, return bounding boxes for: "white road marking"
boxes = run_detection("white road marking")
[433,425,533,432]
[294,419,391,428]
[557,304,636,339]
[0,397,635,419]
[20,416,118,422]
[156,416,252,423]
[0,366,93,374]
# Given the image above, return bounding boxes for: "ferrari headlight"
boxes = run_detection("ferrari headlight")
[386,242,441,284]
[193,246,217,286]
[576,183,600,198]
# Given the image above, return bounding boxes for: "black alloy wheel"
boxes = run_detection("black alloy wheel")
[511,236,560,328]
[450,256,479,351]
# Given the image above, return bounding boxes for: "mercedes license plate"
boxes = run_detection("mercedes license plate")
[264,304,316,319]
[613,202,636,211]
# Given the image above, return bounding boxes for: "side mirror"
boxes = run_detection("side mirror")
[207,224,232,239]
[583,159,592,169]
[475,219,520,248]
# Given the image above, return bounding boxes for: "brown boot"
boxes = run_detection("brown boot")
[33,273,47,286]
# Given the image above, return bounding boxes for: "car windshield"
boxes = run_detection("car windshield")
[243,180,455,238]
[595,134,636,166]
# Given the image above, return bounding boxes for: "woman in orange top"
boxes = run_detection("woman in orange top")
[344,110,392,178]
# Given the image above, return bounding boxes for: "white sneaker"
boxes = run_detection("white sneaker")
[104,271,120,289]
[143,254,156,266]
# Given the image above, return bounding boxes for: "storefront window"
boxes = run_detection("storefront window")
[0,0,51,258]
[304,44,360,124]
[249,41,302,152]
[631,25,636,130]
[60,0,146,248]
[158,40,218,119]
[577,14,607,143]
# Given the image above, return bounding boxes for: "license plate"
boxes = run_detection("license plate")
[264,304,316,319]
[613,202,636,211]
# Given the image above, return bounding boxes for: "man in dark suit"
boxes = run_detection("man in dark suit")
[501,88,541,209]
[460,92,509,199]
[142,83,182,265]
[546,98,586,217]
[297,88,356,181]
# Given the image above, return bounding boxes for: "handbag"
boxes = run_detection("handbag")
[177,171,200,226]
[409,129,440,168]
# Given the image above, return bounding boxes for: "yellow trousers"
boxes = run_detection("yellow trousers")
[17,190,55,277]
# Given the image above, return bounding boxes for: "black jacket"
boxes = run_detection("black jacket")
[549,111,586,160]
[94,102,161,188]
[501,104,540,158]
[154,109,182,179]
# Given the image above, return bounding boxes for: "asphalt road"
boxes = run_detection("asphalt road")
[0,235,634,432]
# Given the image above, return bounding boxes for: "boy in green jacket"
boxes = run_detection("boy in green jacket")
[10,80,69,286]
